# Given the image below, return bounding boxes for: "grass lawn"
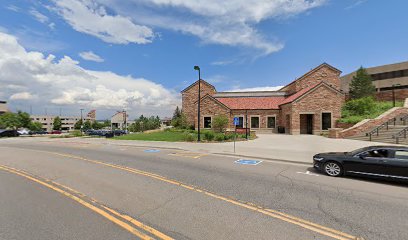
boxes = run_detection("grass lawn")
[114,130,193,142]
[114,129,255,142]
[339,100,404,124]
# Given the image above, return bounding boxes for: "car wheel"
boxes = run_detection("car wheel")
[324,162,343,177]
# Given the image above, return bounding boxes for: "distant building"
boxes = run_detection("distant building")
[111,111,134,130]
[31,110,96,132]
[161,117,172,126]
[0,101,9,115]
[341,61,408,101]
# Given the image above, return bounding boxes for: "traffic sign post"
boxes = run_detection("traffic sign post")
[233,117,239,153]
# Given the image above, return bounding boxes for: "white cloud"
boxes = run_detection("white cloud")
[29,9,50,23]
[10,92,37,100]
[345,0,368,10]
[94,0,325,55]
[6,5,20,12]
[226,86,284,92]
[0,31,179,117]
[79,51,104,62]
[51,0,154,44]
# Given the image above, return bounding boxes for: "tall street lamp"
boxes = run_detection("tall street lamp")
[392,84,401,107]
[194,65,201,142]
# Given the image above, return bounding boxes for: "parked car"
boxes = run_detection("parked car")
[30,130,48,135]
[313,146,408,180]
[51,130,62,134]
[0,129,20,137]
[17,129,30,135]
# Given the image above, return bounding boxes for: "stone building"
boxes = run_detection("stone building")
[31,110,96,132]
[111,111,134,130]
[0,101,9,115]
[181,63,345,135]
[341,61,408,101]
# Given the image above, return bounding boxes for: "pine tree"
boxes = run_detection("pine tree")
[53,116,62,130]
[172,106,181,120]
[349,67,376,99]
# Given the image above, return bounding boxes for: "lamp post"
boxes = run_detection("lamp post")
[392,84,401,107]
[194,65,201,142]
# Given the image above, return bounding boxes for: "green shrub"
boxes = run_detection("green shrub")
[342,97,376,116]
[212,115,229,133]
[215,133,225,142]
[203,131,215,141]
[70,130,83,137]
[338,116,366,124]
[182,133,196,142]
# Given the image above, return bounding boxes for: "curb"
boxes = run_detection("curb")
[212,152,311,166]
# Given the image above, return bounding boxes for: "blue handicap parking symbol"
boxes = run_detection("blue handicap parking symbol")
[144,149,160,153]
[235,159,262,165]
[233,117,240,126]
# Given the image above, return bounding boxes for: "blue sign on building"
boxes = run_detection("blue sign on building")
[144,149,161,153]
[235,159,262,165]
[233,117,240,126]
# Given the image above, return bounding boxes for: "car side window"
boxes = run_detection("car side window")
[365,150,389,158]
[395,151,408,160]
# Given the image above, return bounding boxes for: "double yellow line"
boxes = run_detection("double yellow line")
[0,164,173,240]
[24,149,361,240]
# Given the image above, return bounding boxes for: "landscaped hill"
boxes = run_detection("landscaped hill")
[339,97,403,124]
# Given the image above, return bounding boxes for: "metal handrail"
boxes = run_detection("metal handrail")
[392,126,408,144]
[365,117,396,141]
[401,115,408,125]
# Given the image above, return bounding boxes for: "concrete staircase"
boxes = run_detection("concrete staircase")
[347,115,408,145]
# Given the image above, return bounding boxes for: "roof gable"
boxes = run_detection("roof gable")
[181,80,216,93]
[194,94,230,110]
[280,63,342,91]
[279,81,343,106]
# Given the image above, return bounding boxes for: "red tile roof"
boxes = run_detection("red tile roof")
[279,82,321,105]
[215,96,285,110]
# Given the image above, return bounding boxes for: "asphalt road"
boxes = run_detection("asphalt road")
[0,138,407,240]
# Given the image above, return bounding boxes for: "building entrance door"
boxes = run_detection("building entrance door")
[300,114,314,134]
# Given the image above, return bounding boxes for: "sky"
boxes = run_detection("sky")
[1,0,407,119]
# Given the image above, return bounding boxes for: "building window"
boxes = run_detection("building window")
[251,116,260,128]
[322,112,332,130]
[267,116,276,128]
[203,117,212,128]
[235,116,244,128]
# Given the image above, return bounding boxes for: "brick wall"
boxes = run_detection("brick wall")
[295,65,341,92]
[182,82,217,127]
[230,109,280,130]
[291,85,344,135]
[375,89,408,102]
[279,104,292,134]
[194,96,230,130]
[282,65,341,95]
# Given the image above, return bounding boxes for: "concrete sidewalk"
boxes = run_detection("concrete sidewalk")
[18,134,390,165]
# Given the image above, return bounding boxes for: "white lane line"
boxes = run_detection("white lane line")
[296,171,320,176]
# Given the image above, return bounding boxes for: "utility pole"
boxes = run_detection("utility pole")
[123,109,127,132]
[80,108,84,134]
[194,66,201,142]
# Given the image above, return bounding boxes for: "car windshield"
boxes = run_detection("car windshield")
[348,147,372,156]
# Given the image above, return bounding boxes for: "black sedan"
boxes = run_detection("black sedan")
[313,146,408,180]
